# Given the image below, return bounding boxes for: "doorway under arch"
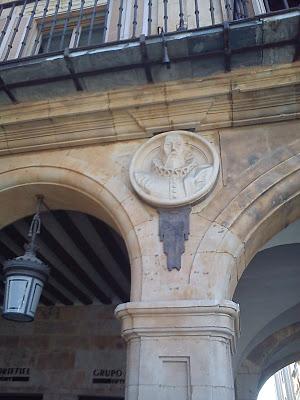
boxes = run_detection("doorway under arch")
[257,361,300,400]
[233,219,300,400]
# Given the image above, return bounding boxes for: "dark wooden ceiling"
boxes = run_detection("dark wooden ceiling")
[0,211,131,306]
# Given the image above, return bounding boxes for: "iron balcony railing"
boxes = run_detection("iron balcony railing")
[0,0,298,63]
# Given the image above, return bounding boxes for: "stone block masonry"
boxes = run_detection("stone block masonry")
[0,305,126,400]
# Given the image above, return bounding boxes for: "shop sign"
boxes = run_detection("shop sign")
[0,367,30,382]
[92,369,125,384]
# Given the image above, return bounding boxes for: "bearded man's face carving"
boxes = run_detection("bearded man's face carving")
[130,130,218,207]
[163,133,186,169]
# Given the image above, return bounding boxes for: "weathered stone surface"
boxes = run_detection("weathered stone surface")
[116,300,239,400]
[0,63,299,155]
[0,305,125,398]
[0,60,299,400]
[158,206,191,271]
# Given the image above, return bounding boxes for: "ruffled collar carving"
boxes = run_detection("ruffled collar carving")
[152,158,198,177]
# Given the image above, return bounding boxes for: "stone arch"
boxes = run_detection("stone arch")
[190,139,300,300]
[0,164,144,301]
[232,237,300,400]
[235,323,300,400]
[256,324,300,388]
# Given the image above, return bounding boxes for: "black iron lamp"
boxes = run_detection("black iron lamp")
[2,196,50,322]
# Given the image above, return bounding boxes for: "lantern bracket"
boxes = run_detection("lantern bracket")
[27,195,43,253]
[2,195,50,322]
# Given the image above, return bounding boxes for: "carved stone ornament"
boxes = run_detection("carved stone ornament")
[129,130,220,208]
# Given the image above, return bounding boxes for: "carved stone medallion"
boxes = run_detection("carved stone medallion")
[129,130,219,207]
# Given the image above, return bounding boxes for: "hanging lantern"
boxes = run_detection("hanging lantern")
[2,197,50,322]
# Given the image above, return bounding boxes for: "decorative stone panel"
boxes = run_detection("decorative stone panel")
[129,130,220,208]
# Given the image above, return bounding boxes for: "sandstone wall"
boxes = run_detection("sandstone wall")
[0,305,125,400]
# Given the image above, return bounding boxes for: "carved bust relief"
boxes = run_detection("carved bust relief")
[130,130,219,207]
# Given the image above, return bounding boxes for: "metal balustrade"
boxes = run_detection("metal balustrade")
[0,0,297,63]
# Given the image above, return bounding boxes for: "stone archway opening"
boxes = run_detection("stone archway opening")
[233,219,300,400]
[257,360,300,400]
[0,207,132,400]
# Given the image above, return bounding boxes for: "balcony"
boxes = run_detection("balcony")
[0,0,299,104]
[0,0,298,61]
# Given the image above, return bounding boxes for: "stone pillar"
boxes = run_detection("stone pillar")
[235,369,261,400]
[115,300,240,400]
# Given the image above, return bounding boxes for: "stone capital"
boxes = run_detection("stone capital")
[115,300,240,354]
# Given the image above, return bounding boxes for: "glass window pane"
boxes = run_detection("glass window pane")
[78,26,104,47]
[39,29,73,54]
[6,278,30,311]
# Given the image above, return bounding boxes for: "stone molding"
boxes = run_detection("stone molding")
[0,63,299,155]
[115,300,240,354]
[192,139,300,299]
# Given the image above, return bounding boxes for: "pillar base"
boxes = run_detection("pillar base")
[115,300,240,400]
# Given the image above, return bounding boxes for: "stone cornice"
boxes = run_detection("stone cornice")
[0,62,299,155]
[115,300,240,354]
